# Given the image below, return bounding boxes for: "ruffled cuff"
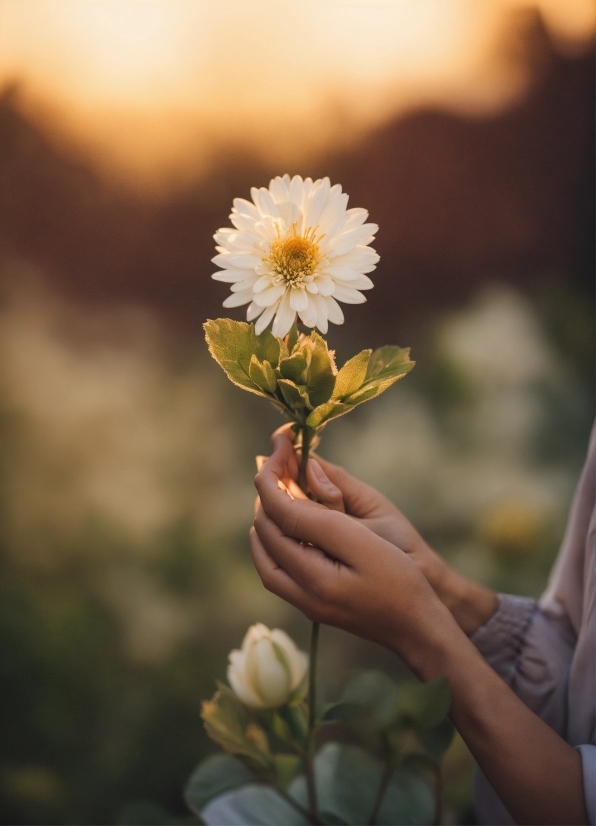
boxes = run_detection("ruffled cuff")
[577,745,596,824]
[471,594,537,684]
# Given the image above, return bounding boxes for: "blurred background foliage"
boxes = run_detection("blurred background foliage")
[0,1,593,824]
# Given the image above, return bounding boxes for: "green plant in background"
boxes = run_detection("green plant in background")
[186,624,454,825]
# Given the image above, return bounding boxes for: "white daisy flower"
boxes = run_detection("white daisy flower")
[211,174,378,338]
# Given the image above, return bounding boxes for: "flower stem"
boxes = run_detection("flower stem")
[297,425,311,494]
[368,753,395,825]
[433,760,444,826]
[305,620,320,822]
[297,424,320,824]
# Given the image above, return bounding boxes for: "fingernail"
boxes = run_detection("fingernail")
[309,459,336,490]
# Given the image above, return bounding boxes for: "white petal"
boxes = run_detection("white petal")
[246,301,264,321]
[325,265,360,281]
[272,291,296,338]
[222,289,254,308]
[252,186,279,218]
[254,283,286,307]
[303,177,330,228]
[211,268,254,283]
[289,175,305,211]
[319,193,349,239]
[230,276,259,292]
[269,175,290,204]
[212,252,259,270]
[233,198,259,219]
[327,224,379,257]
[305,281,318,293]
[289,288,309,312]
[253,639,291,707]
[227,664,265,708]
[214,228,234,245]
[332,284,367,304]
[225,231,261,250]
[253,274,274,293]
[315,275,335,296]
[254,301,279,334]
[298,296,317,328]
[349,273,374,290]
[270,630,308,688]
[230,212,258,233]
[340,207,369,233]
[311,293,329,334]
[325,295,345,325]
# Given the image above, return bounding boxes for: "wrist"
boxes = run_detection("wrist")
[440,566,498,635]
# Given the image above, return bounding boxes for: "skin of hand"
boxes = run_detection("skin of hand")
[256,425,498,635]
[251,427,588,825]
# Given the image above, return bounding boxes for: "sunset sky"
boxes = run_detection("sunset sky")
[0,0,594,183]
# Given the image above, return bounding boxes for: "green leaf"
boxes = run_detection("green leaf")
[320,701,366,725]
[302,332,336,405]
[344,385,381,406]
[418,718,455,757]
[201,683,272,770]
[306,401,351,429]
[254,329,282,367]
[278,379,311,414]
[279,353,309,385]
[396,676,452,730]
[363,345,415,392]
[286,323,300,354]
[249,355,278,394]
[273,754,302,790]
[341,670,399,729]
[288,743,433,826]
[184,754,256,815]
[204,319,266,397]
[286,703,308,747]
[332,350,371,400]
[202,784,309,825]
[399,752,438,776]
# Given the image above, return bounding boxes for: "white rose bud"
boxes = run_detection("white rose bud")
[227,623,308,709]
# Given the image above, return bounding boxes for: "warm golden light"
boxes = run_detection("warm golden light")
[0,0,593,185]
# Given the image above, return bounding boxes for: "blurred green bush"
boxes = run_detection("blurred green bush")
[0,273,592,825]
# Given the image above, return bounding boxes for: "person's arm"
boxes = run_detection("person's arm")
[251,435,588,825]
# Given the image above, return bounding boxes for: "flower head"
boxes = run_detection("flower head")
[227,623,308,709]
[212,175,378,338]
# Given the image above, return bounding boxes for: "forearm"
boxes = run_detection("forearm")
[397,607,588,826]
[422,547,498,635]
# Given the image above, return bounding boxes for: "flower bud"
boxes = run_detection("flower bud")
[227,623,308,709]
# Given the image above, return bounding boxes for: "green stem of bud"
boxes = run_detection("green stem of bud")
[297,424,320,825]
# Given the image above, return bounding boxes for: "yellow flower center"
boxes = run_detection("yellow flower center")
[267,225,321,287]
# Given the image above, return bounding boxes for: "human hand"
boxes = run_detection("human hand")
[254,426,498,636]
[257,425,447,590]
[251,430,448,659]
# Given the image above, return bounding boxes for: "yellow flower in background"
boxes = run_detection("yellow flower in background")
[227,623,308,709]
[212,175,378,338]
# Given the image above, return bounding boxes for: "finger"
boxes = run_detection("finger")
[254,504,338,590]
[310,455,387,518]
[271,425,299,480]
[306,458,345,512]
[256,445,374,565]
[249,527,313,611]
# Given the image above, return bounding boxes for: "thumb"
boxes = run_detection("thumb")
[306,459,345,512]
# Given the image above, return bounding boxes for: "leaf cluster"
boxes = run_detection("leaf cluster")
[187,671,453,825]
[204,320,414,430]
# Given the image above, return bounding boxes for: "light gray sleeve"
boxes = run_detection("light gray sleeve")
[471,593,576,736]
[577,745,596,825]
